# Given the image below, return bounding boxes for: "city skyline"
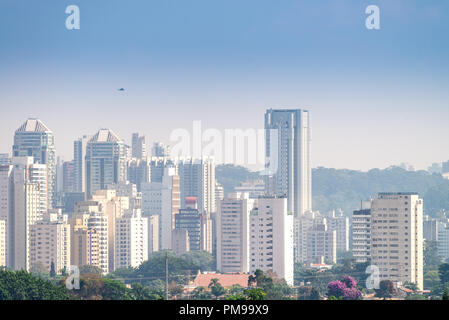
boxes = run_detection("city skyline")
[1,0,449,171]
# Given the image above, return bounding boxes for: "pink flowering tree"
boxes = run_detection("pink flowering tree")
[327,276,362,300]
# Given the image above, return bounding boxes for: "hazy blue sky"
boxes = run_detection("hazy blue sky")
[1,0,448,170]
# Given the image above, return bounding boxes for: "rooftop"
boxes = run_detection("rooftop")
[16,119,51,133]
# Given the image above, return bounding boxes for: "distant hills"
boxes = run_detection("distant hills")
[215,165,449,216]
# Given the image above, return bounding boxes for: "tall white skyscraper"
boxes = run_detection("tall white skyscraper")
[178,158,216,214]
[370,193,423,290]
[249,196,294,286]
[11,157,45,271]
[115,209,148,268]
[264,109,311,217]
[141,167,180,250]
[85,129,129,197]
[217,192,254,273]
[13,119,56,208]
[73,135,90,194]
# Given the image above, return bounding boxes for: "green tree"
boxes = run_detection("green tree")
[0,270,70,300]
[424,241,442,267]
[191,286,212,300]
[208,278,226,300]
[244,288,266,300]
[375,280,396,300]
[439,263,449,285]
[79,265,103,276]
[442,288,449,300]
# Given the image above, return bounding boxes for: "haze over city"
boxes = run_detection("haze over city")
[1,0,449,170]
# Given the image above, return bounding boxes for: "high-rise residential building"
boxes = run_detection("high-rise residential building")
[85,129,129,197]
[29,212,70,274]
[178,158,216,214]
[437,226,449,261]
[172,229,190,255]
[370,193,423,290]
[115,209,148,269]
[141,167,180,250]
[264,109,311,218]
[62,161,75,193]
[127,158,150,192]
[294,211,325,263]
[151,142,170,158]
[217,192,254,273]
[306,223,336,264]
[352,201,372,263]
[0,164,13,267]
[423,215,440,242]
[87,211,109,274]
[73,135,90,194]
[13,119,56,208]
[172,229,190,256]
[11,157,43,271]
[0,219,5,267]
[148,214,159,254]
[326,210,350,253]
[90,189,130,272]
[249,196,294,286]
[132,133,147,159]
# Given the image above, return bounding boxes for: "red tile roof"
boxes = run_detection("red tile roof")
[193,273,249,289]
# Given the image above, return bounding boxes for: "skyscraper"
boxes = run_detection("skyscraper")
[217,192,254,273]
[370,193,423,290]
[141,167,180,250]
[85,129,129,197]
[13,119,56,208]
[178,158,216,214]
[352,201,372,263]
[115,209,148,268]
[249,196,294,286]
[131,133,147,159]
[73,135,90,194]
[264,109,311,217]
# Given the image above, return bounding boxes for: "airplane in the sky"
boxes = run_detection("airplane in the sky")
[118,88,125,91]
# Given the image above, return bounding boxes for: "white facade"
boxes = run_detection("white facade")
[29,215,70,274]
[87,212,109,274]
[141,167,180,250]
[249,197,294,286]
[148,214,159,254]
[0,220,5,267]
[115,209,148,268]
[0,164,12,267]
[294,211,325,263]
[326,210,350,253]
[178,158,216,214]
[370,193,423,290]
[217,192,253,273]
[264,109,311,218]
[352,201,372,263]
